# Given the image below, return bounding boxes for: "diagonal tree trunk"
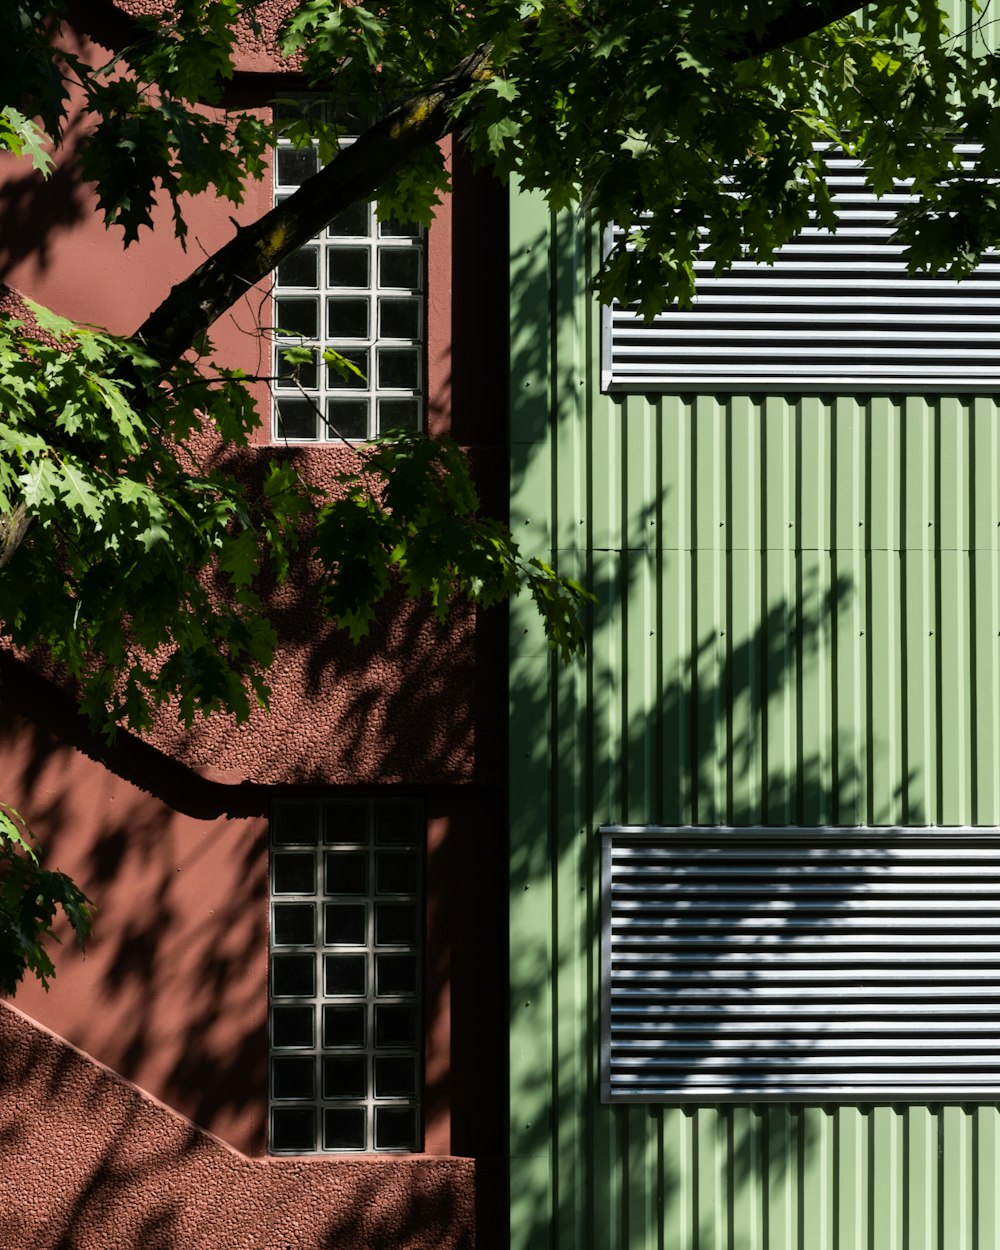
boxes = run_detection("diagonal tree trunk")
[134,46,494,373]
[132,0,876,376]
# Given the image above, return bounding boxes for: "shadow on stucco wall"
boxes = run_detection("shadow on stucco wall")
[0,1001,476,1250]
[0,613,504,1147]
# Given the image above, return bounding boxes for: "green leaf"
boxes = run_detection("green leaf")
[0,106,54,174]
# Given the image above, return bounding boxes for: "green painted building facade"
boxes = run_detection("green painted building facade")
[507,180,1000,1248]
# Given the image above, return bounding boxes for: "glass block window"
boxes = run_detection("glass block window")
[272,121,425,442]
[269,798,423,1153]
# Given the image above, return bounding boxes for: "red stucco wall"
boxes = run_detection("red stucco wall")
[0,4,508,1244]
[0,4,505,788]
[0,1001,476,1250]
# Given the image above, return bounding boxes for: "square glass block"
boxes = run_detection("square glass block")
[324,952,366,996]
[271,1005,315,1049]
[328,201,371,238]
[378,248,421,290]
[272,953,316,998]
[323,1055,367,1099]
[275,398,318,441]
[326,399,369,441]
[275,346,318,390]
[325,850,367,895]
[375,953,417,996]
[323,1003,366,1049]
[375,1055,417,1099]
[272,803,322,845]
[276,245,319,288]
[327,349,368,390]
[271,1055,316,1100]
[376,347,419,391]
[274,296,319,339]
[378,217,419,238]
[374,1003,418,1048]
[375,1106,418,1151]
[327,297,370,340]
[375,851,418,895]
[328,247,371,289]
[378,297,420,341]
[273,852,316,895]
[276,145,318,187]
[375,902,417,946]
[271,1107,316,1152]
[325,902,366,946]
[377,399,419,434]
[376,804,421,846]
[324,802,369,844]
[272,902,316,946]
[324,1107,366,1151]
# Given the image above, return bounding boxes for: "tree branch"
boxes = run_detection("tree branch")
[134,46,493,373]
[736,1,878,59]
[132,0,887,375]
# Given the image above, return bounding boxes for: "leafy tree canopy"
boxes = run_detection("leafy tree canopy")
[0,0,997,989]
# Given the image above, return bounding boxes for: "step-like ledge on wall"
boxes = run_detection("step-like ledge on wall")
[0,1001,475,1250]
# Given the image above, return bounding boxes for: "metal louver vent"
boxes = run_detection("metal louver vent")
[603,147,1000,391]
[600,827,1000,1103]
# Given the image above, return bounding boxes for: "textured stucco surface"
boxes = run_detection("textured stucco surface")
[111,0,297,72]
[0,6,504,787]
[0,8,507,1231]
[0,663,504,1164]
[0,1002,476,1250]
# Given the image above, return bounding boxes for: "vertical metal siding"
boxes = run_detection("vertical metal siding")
[509,171,1000,1249]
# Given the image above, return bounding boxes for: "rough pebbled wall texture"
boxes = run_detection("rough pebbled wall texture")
[0,9,508,1241]
[111,0,298,72]
[0,5,507,789]
[0,1002,476,1250]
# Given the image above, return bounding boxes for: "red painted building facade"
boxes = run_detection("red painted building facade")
[0,4,507,1246]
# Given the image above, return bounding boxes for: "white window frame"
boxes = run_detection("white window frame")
[269,798,423,1153]
[271,112,425,442]
[601,824,1000,1104]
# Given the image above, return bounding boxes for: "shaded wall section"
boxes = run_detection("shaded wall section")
[0,658,505,1175]
[0,1001,475,1250]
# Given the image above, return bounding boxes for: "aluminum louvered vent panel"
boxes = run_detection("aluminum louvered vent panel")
[603,147,1000,390]
[600,827,1000,1103]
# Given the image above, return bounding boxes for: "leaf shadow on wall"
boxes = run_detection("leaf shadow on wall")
[508,545,926,1249]
[0,998,475,1250]
[0,649,499,1249]
[0,653,272,1147]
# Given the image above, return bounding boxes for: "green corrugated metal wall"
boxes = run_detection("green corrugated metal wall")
[507,165,1000,1246]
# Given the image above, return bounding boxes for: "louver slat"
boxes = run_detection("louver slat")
[600,827,1000,1102]
[602,148,1000,390]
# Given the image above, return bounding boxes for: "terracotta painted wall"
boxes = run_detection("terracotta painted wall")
[0,1000,476,1250]
[0,4,508,1245]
